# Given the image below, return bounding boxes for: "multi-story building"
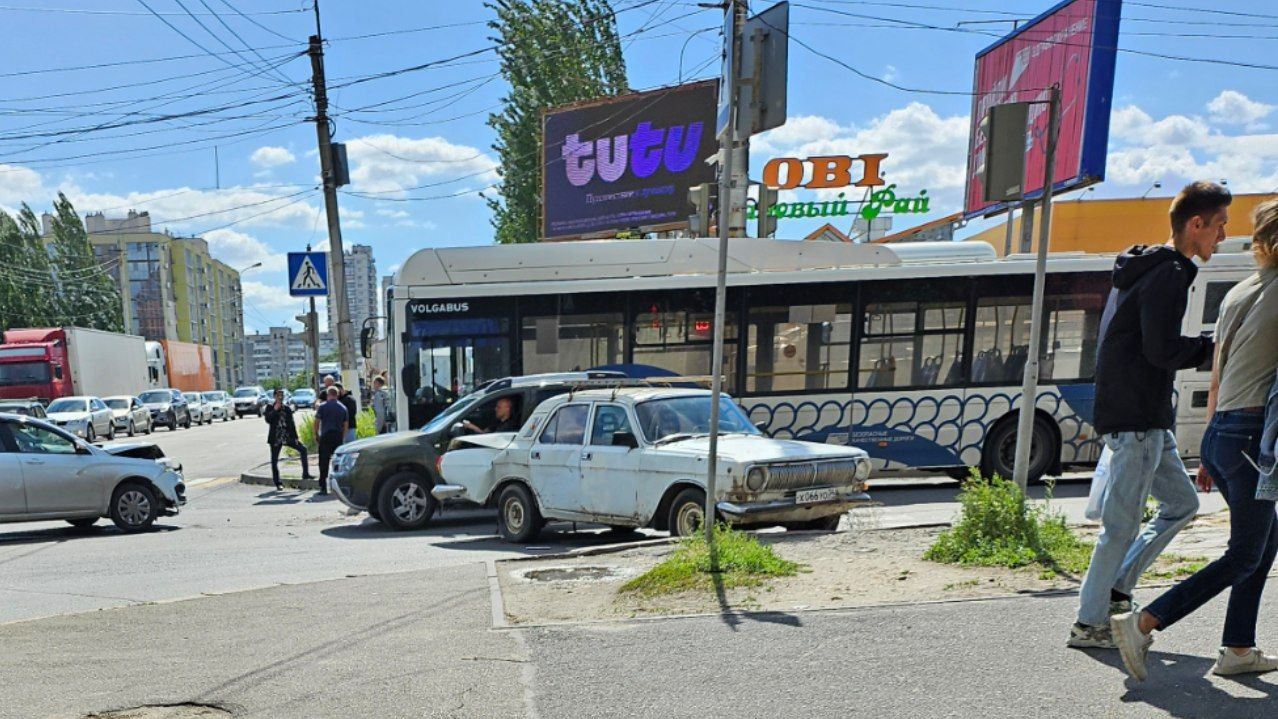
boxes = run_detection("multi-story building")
[80,210,247,388]
[330,244,378,339]
[244,327,335,384]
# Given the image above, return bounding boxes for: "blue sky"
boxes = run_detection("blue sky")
[2,0,1276,332]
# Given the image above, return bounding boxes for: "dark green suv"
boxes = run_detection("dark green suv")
[328,372,625,530]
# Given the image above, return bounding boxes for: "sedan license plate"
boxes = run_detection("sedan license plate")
[795,488,836,504]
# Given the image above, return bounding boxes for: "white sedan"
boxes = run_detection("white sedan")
[435,388,872,543]
[45,396,115,443]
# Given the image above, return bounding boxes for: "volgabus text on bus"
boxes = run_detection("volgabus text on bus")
[750,153,931,222]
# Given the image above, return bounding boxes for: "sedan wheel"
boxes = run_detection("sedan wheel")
[376,472,437,531]
[106,422,115,441]
[668,487,707,537]
[127,420,136,437]
[497,483,544,543]
[86,425,96,443]
[109,482,158,532]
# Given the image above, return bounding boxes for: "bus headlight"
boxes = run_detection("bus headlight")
[745,466,768,492]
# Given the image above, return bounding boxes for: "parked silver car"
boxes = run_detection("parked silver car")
[45,396,115,443]
[0,413,185,531]
[201,391,234,422]
[182,392,213,426]
[103,395,153,437]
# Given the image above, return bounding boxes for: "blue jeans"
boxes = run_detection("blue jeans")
[1077,430,1200,627]
[1145,411,1278,648]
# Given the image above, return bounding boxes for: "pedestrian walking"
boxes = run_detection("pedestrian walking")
[1112,198,1278,680]
[264,389,313,490]
[315,386,348,495]
[371,376,391,434]
[1069,181,1229,650]
[335,382,358,444]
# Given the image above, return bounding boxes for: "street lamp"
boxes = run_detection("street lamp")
[1140,181,1162,199]
[238,262,262,274]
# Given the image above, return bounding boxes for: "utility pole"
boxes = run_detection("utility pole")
[1012,85,1061,490]
[705,0,747,544]
[308,1,358,408]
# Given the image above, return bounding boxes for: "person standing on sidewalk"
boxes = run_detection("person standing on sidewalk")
[264,389,314,491]
[371,376,391,434]
[1112,199,1278,680]
[1068,182,1229,649]
[315,387,348,496]
[335,382,358,444]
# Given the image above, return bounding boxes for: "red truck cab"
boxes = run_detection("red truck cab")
[0,328,71,403]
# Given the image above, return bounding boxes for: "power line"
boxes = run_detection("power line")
[189,0,299,86]
[0,3,306,15]
[216,0,298,43]
[133,0,295,85]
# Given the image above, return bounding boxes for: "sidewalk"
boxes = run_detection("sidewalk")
[240,455,322,491]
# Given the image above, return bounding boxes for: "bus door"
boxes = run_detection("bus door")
[1176,271,1243,460]
[401,303,512,428]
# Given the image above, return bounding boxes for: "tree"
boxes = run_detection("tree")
[47,193,124,332]
[0,206,59,333]
[485,0,628,244]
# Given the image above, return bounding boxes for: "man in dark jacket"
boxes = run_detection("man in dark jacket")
[264,388,313,491]
[1070,181,1230,649]
[315,386,349,495]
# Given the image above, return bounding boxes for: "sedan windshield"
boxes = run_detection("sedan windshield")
[139,391,171,404]
[634,396,760,444]
[0,404,35,416]
[105,398,131,410]
[201,392,220,401]
[233,389,258,398]
[183,394,200,403]
[47,398,88,413]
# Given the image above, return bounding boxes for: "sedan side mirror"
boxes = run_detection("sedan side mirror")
[611,430,638,449]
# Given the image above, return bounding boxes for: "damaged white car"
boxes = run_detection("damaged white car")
[435,388,872,543]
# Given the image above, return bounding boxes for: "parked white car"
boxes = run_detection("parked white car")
[434,388,872,542]
[0,413,185,531]
[45,396,115,443]
[202,391,234,422]
[103,395,153,437]
[182,392,212,425]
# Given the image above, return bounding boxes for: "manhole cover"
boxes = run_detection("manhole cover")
[85,705,231,719]
[514,565,632,582]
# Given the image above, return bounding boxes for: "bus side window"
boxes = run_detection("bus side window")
[1201,281,1237,325]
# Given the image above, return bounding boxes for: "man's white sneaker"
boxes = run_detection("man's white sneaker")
[1067,623,1116,649]
[1111,612,1151,681]
[1109,599,1134,617]
[1212,648,1278,676]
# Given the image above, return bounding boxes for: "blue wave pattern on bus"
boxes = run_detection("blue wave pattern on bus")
[745,384,1101,471]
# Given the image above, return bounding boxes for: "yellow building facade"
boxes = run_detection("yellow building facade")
[967,192,1278,256]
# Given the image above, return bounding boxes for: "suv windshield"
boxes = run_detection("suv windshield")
[105,398,130,410]
[139,391,171,404]
[233,388,259,398]
[201,392,220,401]
[47,398,88,413]
[422,392,483,434]
[183,393,200,403]
[635,396,759,444]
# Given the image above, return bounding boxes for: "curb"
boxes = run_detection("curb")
[239,468,322,491]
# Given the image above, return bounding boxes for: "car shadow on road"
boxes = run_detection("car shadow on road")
[0,523,179,547]
[1080,648,1276,717]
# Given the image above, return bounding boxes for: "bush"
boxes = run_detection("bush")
[294,408,375,454]
[620,524,800,596]
[924,469,1089,572]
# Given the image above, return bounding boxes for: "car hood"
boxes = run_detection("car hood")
[47,411,90,422]
[110,408,130,417]
[335,430,423,452]
[458,432,517,450]
[651,434,868,464]
[142,401,170,409]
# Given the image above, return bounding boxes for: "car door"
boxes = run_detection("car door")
[0,423,27,516]
[529,403,589,516]
[133,398,148,428]
[90,398,112,436]
[8,421,101,513]
[578,403,644,522]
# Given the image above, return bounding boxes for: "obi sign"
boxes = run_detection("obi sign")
[541,80,718,240]
[756,153,931,222]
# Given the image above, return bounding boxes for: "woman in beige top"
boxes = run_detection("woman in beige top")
[1111,199,1278,679]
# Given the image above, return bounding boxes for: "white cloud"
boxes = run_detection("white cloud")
[250,146,297,168]
[0,164,48,214]
[344,133,498,195]
[376,208,410,219]
[1208,90,1273,129]
[203,229,286,273]
[882,65,898,83]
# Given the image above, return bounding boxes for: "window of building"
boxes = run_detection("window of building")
[858,279,967,389]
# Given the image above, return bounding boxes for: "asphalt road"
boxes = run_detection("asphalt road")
[102,409,289,481]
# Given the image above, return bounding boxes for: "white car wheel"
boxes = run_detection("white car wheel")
[668,487,707,537]
[110,483,157,532]
[127,420,136,437]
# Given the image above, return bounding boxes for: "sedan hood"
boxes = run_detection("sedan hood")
[653,434,866,464]
[47,411,90,422]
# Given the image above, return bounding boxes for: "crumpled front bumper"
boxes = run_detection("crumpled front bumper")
[716,489,872,524]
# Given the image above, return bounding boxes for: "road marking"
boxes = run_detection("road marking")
[185,477,237,489]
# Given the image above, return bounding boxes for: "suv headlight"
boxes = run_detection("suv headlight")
[745,465,768,492]
[333,451,359,473]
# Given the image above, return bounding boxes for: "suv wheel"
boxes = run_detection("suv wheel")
[86,425,96,443]
[497,483,544,543]
[376,472,437,531]
[105,422,115,441]
[109,482,158,532]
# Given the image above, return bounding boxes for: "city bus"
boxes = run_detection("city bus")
[386,237,1253,481]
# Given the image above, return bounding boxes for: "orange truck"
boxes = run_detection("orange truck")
[158,339,214,392]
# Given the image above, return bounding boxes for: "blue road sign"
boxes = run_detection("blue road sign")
[288,251,328,297]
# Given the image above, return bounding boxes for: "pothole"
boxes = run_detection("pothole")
[513,564,634,583]
[84,704,231,719]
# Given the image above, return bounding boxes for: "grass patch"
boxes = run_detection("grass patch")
[620,524,800,597]
[292,408,376,454]
[1143,554,1208,580]
[924,470,1091,578]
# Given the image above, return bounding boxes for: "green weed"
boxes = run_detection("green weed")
[620,524,800,596]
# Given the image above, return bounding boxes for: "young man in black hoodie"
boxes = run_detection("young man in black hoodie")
[1069,182,1230,649]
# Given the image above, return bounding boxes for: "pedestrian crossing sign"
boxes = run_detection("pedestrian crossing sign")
[288,251,328,297]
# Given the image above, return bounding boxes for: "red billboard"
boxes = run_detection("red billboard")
[963,0,1122,219]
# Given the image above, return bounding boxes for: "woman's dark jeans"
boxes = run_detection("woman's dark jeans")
[1145,410,1278,648]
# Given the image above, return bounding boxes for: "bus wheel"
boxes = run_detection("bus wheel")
[980,415,1056,485]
